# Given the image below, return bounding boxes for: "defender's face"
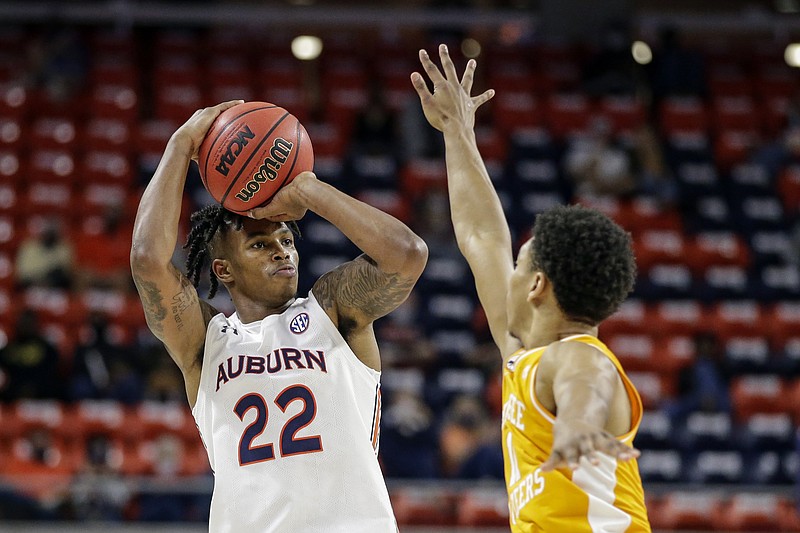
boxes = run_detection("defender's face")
[225,219,299,305]
[507,239,535,338]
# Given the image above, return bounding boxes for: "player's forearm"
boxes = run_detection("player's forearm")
[131,135,192,269]
[443,126,512,253]
[297,179,428,276]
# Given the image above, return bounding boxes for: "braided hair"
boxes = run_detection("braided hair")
[183,205,300,299]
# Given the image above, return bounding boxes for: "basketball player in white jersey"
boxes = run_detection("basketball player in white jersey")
[130,100,428,532]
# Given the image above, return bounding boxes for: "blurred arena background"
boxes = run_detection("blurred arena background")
[0,0,799,531]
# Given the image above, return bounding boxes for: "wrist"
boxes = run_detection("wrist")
[167,131,195,155]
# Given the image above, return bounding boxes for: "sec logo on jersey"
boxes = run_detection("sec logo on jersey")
[290,313,310,334]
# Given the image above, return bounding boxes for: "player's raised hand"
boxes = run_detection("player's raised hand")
[172,100,244,160]
[247,171,316,221]
[540,418,640,472]
[411,43,494,133]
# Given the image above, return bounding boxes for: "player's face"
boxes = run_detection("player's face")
[507,239,535,337]
[226,219,299,305]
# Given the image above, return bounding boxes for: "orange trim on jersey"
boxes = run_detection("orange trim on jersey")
[370,387,382,450]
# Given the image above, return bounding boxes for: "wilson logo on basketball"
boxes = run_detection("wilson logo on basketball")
[289,313,309,334]
[215,125,256,177]
[234,137,294,203]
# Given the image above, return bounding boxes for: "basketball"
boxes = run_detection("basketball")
[197,101,314,214]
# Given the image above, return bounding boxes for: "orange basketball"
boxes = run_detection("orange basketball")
[197,102,314,214]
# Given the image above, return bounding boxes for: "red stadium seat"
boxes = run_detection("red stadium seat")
[598,95,646,135]
[456,488,509,527]
[627,371,675,409]
[659,96,709,134]
[401,158,447,199]
[543,93,593,138]
[83,118,132,153]
[390,486,457,526]
[731,375,788,421]
[707,300,767,341]
[711,96,760,134]
[600,299,650,337]
[605,333,657,372]
[491,91,543,134]
[653,491,722,530]
[685,231,750,274]
[89,84,139,121]
[717,493,782,532]
[633,230,687,273]
[778,165,800,216]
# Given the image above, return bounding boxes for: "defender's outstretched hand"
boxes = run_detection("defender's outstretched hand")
[411,44,495,133]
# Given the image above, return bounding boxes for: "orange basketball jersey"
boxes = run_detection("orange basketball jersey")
[501,334,651,532]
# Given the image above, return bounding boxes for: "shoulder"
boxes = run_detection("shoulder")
[539,337,616,376]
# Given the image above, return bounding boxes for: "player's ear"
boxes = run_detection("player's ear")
[527,271,546,303]
[212,258,233,283]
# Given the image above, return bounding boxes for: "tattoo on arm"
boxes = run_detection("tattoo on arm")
[170,275,199,332]
[132,273,167,336]
[315,255,415,321]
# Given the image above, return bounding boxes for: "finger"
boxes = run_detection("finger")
[563,446,581,470]
[472,88,495,109]
[579,436,600,466]
[213,99,245,112]
[410,72,432,99]
[461,59,476,92]
[439,43,460,82]
[418,49,446,85]
[540,449,565,472]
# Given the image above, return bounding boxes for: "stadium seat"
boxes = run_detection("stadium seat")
[600,299,649,337]
[456,487,509,527]
[598,95,646,135]
[492,91,543,134]
[89,83,138,122]
[711,96,760,133]
[685,231,750,274]
[653,491,722,530]
[637,449,684,483]
[730,375,788,421]
[651,299,709,337]
[707,300,767,340]
[723,336,772,375]
[543,93,593,138]
[635,410,674,450]
[686,450,744,484]
[659,96,709,134]
[633,230,686,273]
[605,333,657,372]
[717,493,782,532]
[738,413,794,452]
[627,371,675,409]
[675,412,734,452]
[391,486,457,526]
[83,117,132,153]
[714,130,759,172]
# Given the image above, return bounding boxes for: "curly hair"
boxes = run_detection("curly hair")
[528,204,636,325]
[183,205,300,299]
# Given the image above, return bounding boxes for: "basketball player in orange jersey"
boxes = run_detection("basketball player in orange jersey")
[130,100,427,532]
[412,46,651,532]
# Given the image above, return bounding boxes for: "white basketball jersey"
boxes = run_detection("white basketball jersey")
[192,291,397,533]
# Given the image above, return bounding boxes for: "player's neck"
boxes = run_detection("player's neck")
[232,296,296,324]
[522,309,597,350]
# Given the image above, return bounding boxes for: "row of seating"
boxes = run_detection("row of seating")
[390,484,800,531]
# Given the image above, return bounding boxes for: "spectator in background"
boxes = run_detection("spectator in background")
[667,331,731,422]
[69,312,144,404]
[563,117,636,198]
[67,433,131,521]
[0,308,62,401]
[380,389,439,478]
[582,20,639,97]
[645,26,707,105]
[0,426,71,519]
[350,81,401,159]
[632,122,678,207]
[437,395,502,479]
[74,204,134,293]
[14,220,74,290]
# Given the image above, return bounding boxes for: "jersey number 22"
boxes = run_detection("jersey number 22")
[234,385,323,466]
